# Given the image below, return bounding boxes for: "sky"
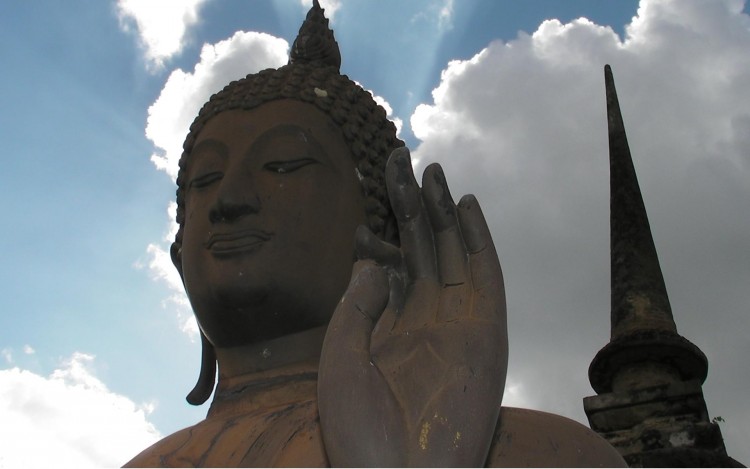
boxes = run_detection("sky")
[1,0,748,466]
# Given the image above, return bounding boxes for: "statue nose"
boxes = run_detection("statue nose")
[208,172,261,223]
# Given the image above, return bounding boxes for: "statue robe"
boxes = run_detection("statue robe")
[124,361,624,467]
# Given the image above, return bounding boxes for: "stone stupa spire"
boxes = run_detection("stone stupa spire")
[588,65,707,395]
[583,65,738,467]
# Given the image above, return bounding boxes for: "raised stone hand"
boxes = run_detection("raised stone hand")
[319,148,508,467]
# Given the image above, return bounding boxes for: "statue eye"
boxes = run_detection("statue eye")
[264,158,317,174]
[190,172,223,189]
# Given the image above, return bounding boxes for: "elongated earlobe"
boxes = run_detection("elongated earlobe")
[186,331,217,405]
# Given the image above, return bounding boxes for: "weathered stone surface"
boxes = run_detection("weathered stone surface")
[126,4,627,467]
[585,66,740,467]
[585,382,739,467]
[585,380,709,432]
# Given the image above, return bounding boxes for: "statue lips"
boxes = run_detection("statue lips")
[204,229,273,257]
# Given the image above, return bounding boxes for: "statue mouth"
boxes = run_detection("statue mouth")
[204,229,273,255]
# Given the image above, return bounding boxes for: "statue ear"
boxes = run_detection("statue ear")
[169,240,216,405]
[186,330,217,406]
[170,242,184,279]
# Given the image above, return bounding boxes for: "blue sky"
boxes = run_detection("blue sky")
[1,1,749,466]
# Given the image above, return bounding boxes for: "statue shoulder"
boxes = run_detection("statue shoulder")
[486,406,626,467]
[123,396,327,467]
[122,423,202,468]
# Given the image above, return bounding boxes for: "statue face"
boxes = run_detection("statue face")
[179,100,367,347]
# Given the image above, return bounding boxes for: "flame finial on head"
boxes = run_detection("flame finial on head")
[289,0,341,69]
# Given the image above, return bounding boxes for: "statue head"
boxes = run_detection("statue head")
[170,1,404,404]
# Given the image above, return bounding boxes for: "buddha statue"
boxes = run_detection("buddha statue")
[125,2,625,467]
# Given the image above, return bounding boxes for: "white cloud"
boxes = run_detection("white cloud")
[501,378,531,410]
[1,348,11,364]
[116,0,210,69]
[411,0,750,461]
[0,353,161,467]
[410,0,454,31]
[23,344,35,355]
[437,0,454,31]
[145,243,198,339]
[369,88,404,137]
[146,31,289,180]
[134,202,199,340]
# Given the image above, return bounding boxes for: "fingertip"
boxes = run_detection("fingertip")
[456,194,490,254]
[356,223,373,237]
[355,224,375,258]
[457,193,478,209]
[421,164,438,197]
[347,259,389,321]
[421,162,442,182]
[423,163,460,234]
[421,163,449,193]
[350,259,388,288]
[386,147,416,188]
[351,257,379,277]
[386,154,422,222]
[387,146,411,163]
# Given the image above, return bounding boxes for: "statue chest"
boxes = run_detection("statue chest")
[126,397,328,467]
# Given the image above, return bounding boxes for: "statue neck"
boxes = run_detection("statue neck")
[207,327,325,419]
[214,325,327,382]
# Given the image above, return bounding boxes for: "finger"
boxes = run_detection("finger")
[370,266,405,347]
[421,164,470,286]
[422,164,472,323]
[385,147,437,282]
[355,224,405,338]
[385,148,440,331]
[456,194,507,323]
[324,260,389,356]
[355,224,401,267]
[318,261,407,467]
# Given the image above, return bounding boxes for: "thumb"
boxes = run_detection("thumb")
[323,259,389,357]
[355,224,402,268]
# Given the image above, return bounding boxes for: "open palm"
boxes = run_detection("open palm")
[319,148,508,467]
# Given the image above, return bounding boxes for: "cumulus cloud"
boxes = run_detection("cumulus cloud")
[410,0,455,31]
[369,88,404,137]
[136,202,199,340]
[116,0,209,69]
[1,348,11,364]
[437,0,455,30]
[411,0,749,461]
[0,352,160,467]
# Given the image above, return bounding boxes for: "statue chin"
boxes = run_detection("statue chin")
[189,284,268,347]
[191,283,330,348]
